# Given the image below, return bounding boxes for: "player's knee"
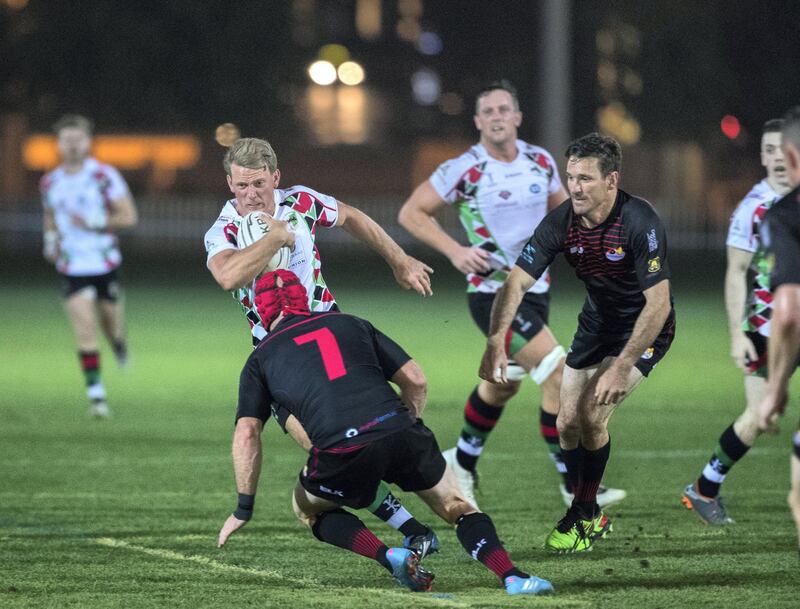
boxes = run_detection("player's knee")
[291,491,316,529]
[442,497,476,524]
[788,488,800,510]
[480,379,519,404]
[557,410,579,436]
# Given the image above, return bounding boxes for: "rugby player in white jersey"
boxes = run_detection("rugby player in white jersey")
[203,137,437,556]
[398,81,625,509]
[683,119,791,524]
[41,114,138,418]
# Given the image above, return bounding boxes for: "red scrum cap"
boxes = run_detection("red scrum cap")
[254,270,310,328]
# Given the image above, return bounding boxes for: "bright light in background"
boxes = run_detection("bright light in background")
[337,61,365,86]
[308,60,337,86]
[720,114,741,139]
[319,44,350,66]
[411,69,440,106]
[214,123,240,147]
[417,31,443,55]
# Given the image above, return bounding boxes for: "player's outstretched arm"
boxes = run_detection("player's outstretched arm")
[391,360,427,417]
[208,224,295,291]
[725,246,757,369]
[218,417,263,547]
[479,266,535,383]
[398,180,491,275]
[337,201,433,296]
[758,284,800,430]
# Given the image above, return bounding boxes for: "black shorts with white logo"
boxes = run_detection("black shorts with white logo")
[300,420,447,509]
[60,270,121,302]
[468,291,550,343]
[566,309,676,377]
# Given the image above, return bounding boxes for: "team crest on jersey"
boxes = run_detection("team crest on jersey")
[606,246,625,261]
[223,221,239,246]
[499,190,511,200]
[648,257,661,273]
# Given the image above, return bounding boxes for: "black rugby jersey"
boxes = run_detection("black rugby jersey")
[764,185,800,289]
[237,311,414,450]
[516,189,672,321]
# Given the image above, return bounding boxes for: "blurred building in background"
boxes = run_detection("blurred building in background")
[1,0,799,258]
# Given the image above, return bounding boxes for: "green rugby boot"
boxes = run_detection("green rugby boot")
[544,506,612,554]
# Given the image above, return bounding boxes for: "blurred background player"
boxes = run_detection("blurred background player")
[398,80,625,509]
[204,137,436,553]
[40,114,138,418]
[479,133,675,553]
[217,270,555,596]
[682,119,791,524]
[758,105,800,550]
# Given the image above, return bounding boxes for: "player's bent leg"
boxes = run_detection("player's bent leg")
[415,472,553,595]
[294,484,434,592]
[366,480,439,557]
[98,298,129,370]
[292,480,340,528]
[683,376,766,525]
[445,379,520,508]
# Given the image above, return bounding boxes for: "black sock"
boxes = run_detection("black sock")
[312,509,391,571]
[575,440,611,516]
[113,339,127,360]
[697,424,751,498]
[455,512,528,581]
[561,445,583,494]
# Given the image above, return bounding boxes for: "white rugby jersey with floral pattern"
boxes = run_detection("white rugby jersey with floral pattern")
[429,140,563,294]
[40,157,131,276]
[204,186,339,345]
[726,178,781,337]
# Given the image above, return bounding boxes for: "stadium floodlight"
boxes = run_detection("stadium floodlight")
[337,61,365,86]
[308,60,337,86]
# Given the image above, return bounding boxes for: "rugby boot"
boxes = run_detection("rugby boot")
[504,575,555,596]
[681,483,734,525]
[442,447,479,509]
[385,548,434,592]
[403,526,440,558]
[544,506,612,554]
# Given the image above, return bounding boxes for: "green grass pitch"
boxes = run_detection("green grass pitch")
[1,264,799,608]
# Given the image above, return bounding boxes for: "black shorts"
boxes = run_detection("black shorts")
[468,291,550,355]
[60,270,121,302]
[300,421,447,509]
[566,310,676,377]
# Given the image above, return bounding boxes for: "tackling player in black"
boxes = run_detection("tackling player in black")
[758,105,800,549]
[216,270,554,596]
[479,133,675,553]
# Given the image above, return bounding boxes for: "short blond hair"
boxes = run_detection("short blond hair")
[53,114,93,136]
[223,138,278,175]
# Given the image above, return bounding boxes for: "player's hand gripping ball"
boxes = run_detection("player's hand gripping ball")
[237,211,291,274]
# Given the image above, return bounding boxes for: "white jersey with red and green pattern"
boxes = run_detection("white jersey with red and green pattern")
[40,157,131,276]
[204,186,339,346]
[726,179,781,337]
[429,140,563,293]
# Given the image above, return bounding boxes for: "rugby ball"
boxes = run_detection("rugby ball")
[237,211,291,272]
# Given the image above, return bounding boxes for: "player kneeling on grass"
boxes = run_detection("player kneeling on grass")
[217,270,554,596]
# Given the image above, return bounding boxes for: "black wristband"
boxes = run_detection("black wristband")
[233,492,255,521]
